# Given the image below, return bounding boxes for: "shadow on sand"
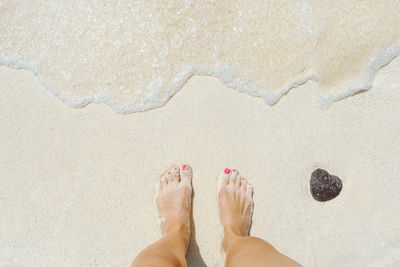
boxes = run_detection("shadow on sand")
[186,189,207,267]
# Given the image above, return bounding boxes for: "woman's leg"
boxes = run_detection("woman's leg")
[132,165,193,267]
[218,169,301,267]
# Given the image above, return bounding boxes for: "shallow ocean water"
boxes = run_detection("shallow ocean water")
[1,0,399,113]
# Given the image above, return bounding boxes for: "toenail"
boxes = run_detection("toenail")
[224,168,231,174]
[182,164,187,170]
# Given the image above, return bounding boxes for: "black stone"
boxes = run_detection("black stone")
[310,168,342,202]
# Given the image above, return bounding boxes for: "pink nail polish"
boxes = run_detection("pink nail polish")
[224,168,231,174]
[182,164,187,170]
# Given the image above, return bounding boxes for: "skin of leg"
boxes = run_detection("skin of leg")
[131,228,187,267]
[223,233,301,267]
[131,165,193,267]
[218,169,301,267]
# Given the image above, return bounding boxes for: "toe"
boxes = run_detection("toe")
[180,164,192,186]
[218,168,231,188]
[246,183,253,197]
[166,165,177,183]
[235,174,242,188]
[171,166,180,183]
[240,177,247,190]
[160,172,168,188]
[229,169,239,185]
[229,170,240,185]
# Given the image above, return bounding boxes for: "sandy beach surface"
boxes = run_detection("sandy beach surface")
[1,57,400,266]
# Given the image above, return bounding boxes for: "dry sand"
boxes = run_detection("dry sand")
[1,57,400,266]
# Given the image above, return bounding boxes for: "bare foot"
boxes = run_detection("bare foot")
[155,164,193,248]
[218,168,254,238]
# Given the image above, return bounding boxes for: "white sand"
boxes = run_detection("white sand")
[1,57,400,266]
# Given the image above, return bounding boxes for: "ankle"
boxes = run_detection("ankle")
[163,223,187,236]
[224,225,246,237]
[163,224,190,250]
[222,227,244,251]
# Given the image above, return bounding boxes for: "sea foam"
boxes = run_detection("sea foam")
[1,1,399,113]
